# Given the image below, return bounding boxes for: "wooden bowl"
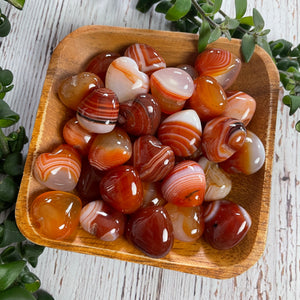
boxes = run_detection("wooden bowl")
[15,25,280,279]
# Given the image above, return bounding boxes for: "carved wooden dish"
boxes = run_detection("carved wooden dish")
[15,25,280,279]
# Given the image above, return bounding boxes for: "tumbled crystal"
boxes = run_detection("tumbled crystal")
[194,48,241,90]
[30,191,82,240]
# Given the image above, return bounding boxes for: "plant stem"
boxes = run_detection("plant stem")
[191,0,218,28]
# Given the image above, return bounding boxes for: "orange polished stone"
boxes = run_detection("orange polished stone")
[30,191,82,240]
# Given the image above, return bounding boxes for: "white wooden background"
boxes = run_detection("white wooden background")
[0,0,299,299]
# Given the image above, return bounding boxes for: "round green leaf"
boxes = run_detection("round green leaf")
[0,14,11,37]
[0,286,36,300]
[166,0,191,21]
[0,260,26,291]
[0,69,13,86]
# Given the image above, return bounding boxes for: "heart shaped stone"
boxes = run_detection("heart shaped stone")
[33,144,82,192]
[133,135,175,182]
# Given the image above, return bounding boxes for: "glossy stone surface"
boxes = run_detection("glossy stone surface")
[220,130,265,175]
[63,117,96,156]
[203,199,252,249]
[161,160,206,207]
[201,117,247,163]
[124,43,166,75]
[198,156,232,201]
[126,206,174,258]
[195,48,241,90]
[77,88,119,134]
[177,64,199,80]
[30,191,82,240]
[105,56,149,103]
[100,165,143,214]
[58,72,103,110]
[165,203,204,242]
[133,135,175,182]
[118,93,161,136]
[187,75,227,122]
[33,144,81,191]
[141,181,166,208]
[157,109,202,157]
[221,91,256,126]
[80,200,126,241]
[88,127,132,171]
[150,67,194,114]
[85,51,121,81]
[76,157,104,205]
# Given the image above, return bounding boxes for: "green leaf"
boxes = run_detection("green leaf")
[0,13,11,37]
[0,286,36,300]
[198,18,211,52]
[239,16,254,26]
[257,37,273,57]
[136,0,161,13]
[20,271,41,293]
[33,289,55,300]
[155,1,172,14]
[8,126,28,153]
[227,18,240,30]
[212,0,223,14]
[0,174,19,205]
[18,242,44,268]
[295,120,300,132]
[0,260,26,290]
[0,99,20,128]
[0,69,13,86]
[283,95,300,115]
[4,0,26,10]
[3,152,24,176]
[270,39,293,57]
[0,218,26,248]
[208,26,221,43]
[253,8,264,31]
[235,0,247,19]
[0,246,22,263]
[166,0,191,21]
[241,33,256,62]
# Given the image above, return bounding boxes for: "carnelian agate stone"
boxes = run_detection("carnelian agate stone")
[220,130,265,175]
[100,165,143,214]
[201,117,247,163]
[85,51,121,82]
[88,127,132,171]
[133,135,175,182]
[141,181,166,208]
[63,117,96,156]
[195,48,241,90]
[221,90,257,126]
[105,56,149,103]
[165,203,204,243]
[58,72,103,110]
[203,200,252,250]
[80,200,125,241]
[33,144,81,192]
[77,88,119,134]
[124,43,166,76]
[76,157,104,205]
[150,67,194,114]
[126,206,174,258]
[118,93,161,136]
[30,191,82,240]
[161,160,206,207]
[157,109,202,157]
[187,75,227,122]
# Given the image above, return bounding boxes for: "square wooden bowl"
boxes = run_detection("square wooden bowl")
[15,25,280,279]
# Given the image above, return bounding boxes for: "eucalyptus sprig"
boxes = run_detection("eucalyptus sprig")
[136,0,300,132]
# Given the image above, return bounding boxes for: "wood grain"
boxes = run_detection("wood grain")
[0,0,299,299]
